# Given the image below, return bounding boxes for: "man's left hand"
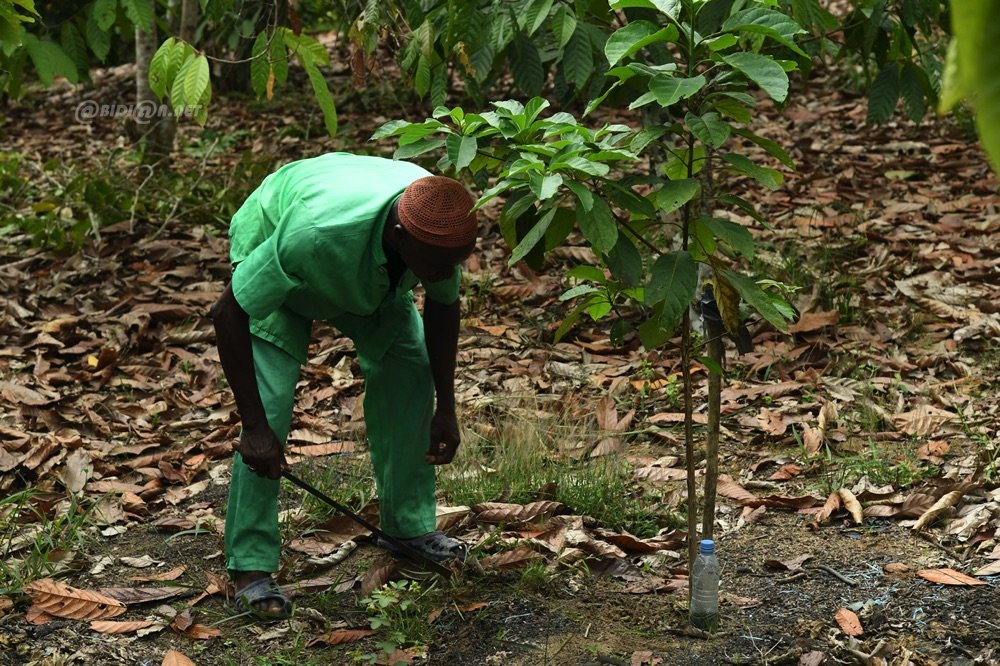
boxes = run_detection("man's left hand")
[426,409,460,464]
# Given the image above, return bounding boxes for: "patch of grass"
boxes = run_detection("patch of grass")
[517,559,553,593]
[440,400,664,537]
[811,440,935,495]
[0,488,94,595]
[285,448,376,525]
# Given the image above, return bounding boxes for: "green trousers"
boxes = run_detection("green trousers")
[224,304,438,574]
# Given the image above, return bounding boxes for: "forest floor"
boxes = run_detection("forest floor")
[1,58,999,666]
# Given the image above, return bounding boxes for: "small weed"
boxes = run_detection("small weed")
[0,489,94,594]
[359,580,435,663]
[517,559,552,593]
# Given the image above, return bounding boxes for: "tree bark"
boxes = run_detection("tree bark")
[179,0,198,44]
[130,0,176,164]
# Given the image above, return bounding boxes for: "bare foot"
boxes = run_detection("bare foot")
[233,570,285,615]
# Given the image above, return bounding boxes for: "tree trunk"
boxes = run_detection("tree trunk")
[130,0,176,164]
[179,0,198,44]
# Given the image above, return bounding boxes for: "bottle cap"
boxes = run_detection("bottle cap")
[699,539,715,554]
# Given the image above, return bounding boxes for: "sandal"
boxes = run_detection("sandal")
[235,576,294,621]
[378,531,468,563]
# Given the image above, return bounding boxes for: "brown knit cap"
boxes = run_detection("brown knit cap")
[397,176,478,248]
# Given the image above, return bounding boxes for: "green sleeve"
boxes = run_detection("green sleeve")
[231,216,312,320]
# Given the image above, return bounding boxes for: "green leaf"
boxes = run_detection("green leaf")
[60,22,88,73]
[654,179,699,214]
[719,193,767,226]
[720,52,789,102]
[85,10,111,61]
[182,53,210,116]
[560,284,600,301]
[531,173,563,201]
[704,34,738,51]
[23,34,78,86]
[120,0,153,32]
[649,74,706,107]
[554,155,610,177]
[287,33,329,66]
[699,216,754,258]
[685,112,731,148]
[446,134,477,171]
[250,32,269,99]
[867,63,900,125]
[567,265,606,282]
[414,54,430,97]
[553,297,590,343]
[92,0,117,31]
[607,233,643,287]
[605,20,677,67]
[371,119,412,140]
[551,5,577,48]
[578,196,617,254]
[732,127,795,169]
[564,180,594,211]
[720,153,783,190]
[712,97,751,123]
[524,0,554,36]
[950,0,1000,173]
[899,61,926,123]
[148,37,173,98]
[270,37,288,86]
[562,27,593,88]
[610,0,682,19]
[509,207,556,265]
[722,8,807,57]
[647,251,697,329]
[638,310,673,348]
[510,32,544,97]
[394,138,446,160]
[719,269,789,331]
[630,126,667,153]
[304,60,337,136]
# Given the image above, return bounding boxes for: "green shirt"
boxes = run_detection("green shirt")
[229,153,462,363]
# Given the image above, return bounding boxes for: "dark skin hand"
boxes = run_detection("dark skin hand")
[210,285,288,612]
[212,206,473,611]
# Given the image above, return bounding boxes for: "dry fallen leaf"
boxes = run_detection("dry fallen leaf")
[361,556,397,597]
[24,578,126,620]
[161,649,195,666]
[799,650,827,665]
[916,568,987,586]
[972,560,1000,577]
[479,547,541,569]
[131,565,186,582]
[838,488,863,524]
[811,492,842,528]
[834,607,863,636]
[90,619,155,634]
[884,562,910,575]
[764,553,812,572]
[306,628,376,647]
[912,490,965,531]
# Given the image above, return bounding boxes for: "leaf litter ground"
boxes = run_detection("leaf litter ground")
[1,65,999,665]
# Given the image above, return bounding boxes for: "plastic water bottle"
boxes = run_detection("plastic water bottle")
[689,539,720,632]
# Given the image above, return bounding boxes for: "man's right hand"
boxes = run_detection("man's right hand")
[236,425,286,480]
